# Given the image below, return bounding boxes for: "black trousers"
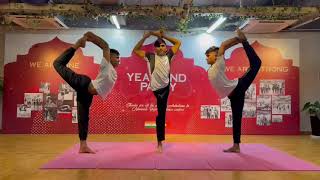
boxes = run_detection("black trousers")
[53,47,93,141]
[228,41,262,144]
[153,84,170,142]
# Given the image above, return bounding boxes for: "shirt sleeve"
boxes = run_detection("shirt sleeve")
[100,58,108,69]
[215,55,225,67]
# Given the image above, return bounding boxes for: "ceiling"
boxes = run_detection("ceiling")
[0,0,320,32]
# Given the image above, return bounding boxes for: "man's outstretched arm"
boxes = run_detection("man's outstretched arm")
[133,31,152,58]
[84,32,110,61]
[160,30,181,54]
[217,37,241,56]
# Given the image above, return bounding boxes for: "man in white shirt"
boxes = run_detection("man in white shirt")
[206,29,261,153]
[53,32,119,153]
[133,30,181,153]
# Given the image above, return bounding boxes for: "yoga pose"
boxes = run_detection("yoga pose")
[53,32,119,153]
[205,29,261,153]
[133,30,181,152]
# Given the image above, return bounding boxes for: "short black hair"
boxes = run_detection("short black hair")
[110,49,120,56]
[154,38,166,47]
[205,46,219,54]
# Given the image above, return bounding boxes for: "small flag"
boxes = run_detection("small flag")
[144,121,156,129]
[144,121,167,129]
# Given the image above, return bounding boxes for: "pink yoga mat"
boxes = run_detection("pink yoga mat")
[41,143,104,169]
[155,143,211,170]
[197,143,275,171]
[41,142,320,171]
[243,144,320,171]
[97,142,156,169]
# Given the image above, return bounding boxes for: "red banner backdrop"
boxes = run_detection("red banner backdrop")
[3,37,299,134]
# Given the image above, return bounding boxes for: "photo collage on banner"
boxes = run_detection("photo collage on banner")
[24,93,43,111]
[225,112,233,128]
[16,82,78,123]
[58,83,74,114]
[221,97,232,128]
[243,84,257,118]
[200,105,220,119]
[258,80,290,126]
[203,80,291,128]
[44,94,58,121]
[17,104,31,118]
[243,100,257,118]
[257,110,271,126]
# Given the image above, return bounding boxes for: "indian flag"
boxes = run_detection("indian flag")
[144,121,167,129]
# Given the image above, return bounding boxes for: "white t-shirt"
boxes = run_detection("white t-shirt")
[91,58,117,100]
[145,50,174,91]
[208,55,238,98]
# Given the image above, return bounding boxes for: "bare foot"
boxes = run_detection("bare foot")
[79,141,95,154]
[223,145,240,153]
[79,145,95,154]
[236,29,247,42]
[157,141,163,153]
